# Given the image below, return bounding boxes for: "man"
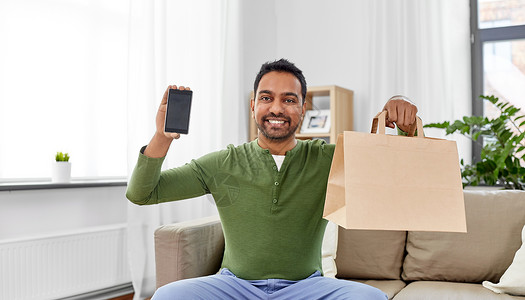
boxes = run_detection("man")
[127,59,418,299]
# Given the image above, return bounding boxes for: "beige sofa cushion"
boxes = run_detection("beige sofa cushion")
[402,190,525,283]
[393,281,525,300]
[352,279,406,300]
[336,228,406,280]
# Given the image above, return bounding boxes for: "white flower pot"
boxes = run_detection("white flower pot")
[52,161,71,183]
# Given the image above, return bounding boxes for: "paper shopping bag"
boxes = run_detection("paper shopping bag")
[323,111,467,232]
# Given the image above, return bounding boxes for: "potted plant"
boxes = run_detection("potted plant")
[52,152,71,183]
[425,95,525,189]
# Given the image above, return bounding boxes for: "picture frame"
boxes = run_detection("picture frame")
[300,109,331,133]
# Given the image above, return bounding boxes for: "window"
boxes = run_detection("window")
[0,0,130,180]
[470,0,525,161]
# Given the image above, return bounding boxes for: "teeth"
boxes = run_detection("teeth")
[268,120,285,124]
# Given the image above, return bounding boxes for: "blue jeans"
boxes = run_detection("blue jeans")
[152,268,388,300]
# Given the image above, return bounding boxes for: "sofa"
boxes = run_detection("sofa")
[154,190,525,299]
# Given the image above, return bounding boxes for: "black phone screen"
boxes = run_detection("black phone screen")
[165,89,193,134]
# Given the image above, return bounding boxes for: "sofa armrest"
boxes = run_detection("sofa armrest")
[154,215,224,289]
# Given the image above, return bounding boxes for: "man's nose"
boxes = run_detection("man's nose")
[269,99,284,114]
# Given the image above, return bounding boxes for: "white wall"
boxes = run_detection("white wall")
[274,1,371,90]
[241,0,375,132]
[240,0,278,102]
[0,186,127,240]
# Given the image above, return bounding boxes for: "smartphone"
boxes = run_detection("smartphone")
[165,89,193,134]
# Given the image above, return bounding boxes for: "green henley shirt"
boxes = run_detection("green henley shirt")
[126,139,336,281]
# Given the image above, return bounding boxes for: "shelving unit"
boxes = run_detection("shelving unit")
[248,85,354,143]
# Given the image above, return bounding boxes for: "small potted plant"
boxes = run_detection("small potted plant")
[52,152,71,183]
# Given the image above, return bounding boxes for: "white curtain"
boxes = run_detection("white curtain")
[364,0,472,161]
[126,0,243,298]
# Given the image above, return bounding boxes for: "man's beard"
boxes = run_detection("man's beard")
[255,113,299,140]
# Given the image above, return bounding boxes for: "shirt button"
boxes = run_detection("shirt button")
[273,166,277,170]
[273,199,278,204]
[274,182,279,186]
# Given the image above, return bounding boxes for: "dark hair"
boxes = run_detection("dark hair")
[253,59,307,103]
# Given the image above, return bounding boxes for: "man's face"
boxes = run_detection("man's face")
[251,71,305,141]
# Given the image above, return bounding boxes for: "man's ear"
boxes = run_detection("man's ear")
[250,98,255,118]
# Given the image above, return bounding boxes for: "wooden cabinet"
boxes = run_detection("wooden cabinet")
[248,85,353,143]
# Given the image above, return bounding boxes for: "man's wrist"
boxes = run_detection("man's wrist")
[144,132,173,158]
[153,131,173,143]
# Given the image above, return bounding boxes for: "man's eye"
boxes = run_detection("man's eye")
[260,96,271,101]
[285,98,297,103]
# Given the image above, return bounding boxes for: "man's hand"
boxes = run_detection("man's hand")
[382,95,418,133]
[145,85,191,158]
[156,85,192,140]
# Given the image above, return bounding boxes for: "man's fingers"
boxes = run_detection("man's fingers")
[386,107,398,126]
[162,84,191,105]
[383,95,418,129]
[406,109,416,127]
[165,132,180,140]
[385,121,395,129]
[406,104,418,128]
[161,86,171,105]
[396,108,406,128]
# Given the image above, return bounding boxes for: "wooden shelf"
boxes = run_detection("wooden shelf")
[248,85,353,144]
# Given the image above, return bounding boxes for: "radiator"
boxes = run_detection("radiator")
[0,224,131,300]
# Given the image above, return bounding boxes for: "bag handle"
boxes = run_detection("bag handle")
[371,111,424,138]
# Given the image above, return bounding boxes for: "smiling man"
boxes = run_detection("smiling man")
[127,59,417,299]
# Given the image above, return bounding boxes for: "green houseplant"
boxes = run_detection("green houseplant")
[52,152,71,183]
[55,152,70,162]
[425,95,525,190]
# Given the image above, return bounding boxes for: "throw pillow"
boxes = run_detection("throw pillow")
[322,220,338,278]
[336,228,406,280]
[483,224,525,296]
[402,190,525,283]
